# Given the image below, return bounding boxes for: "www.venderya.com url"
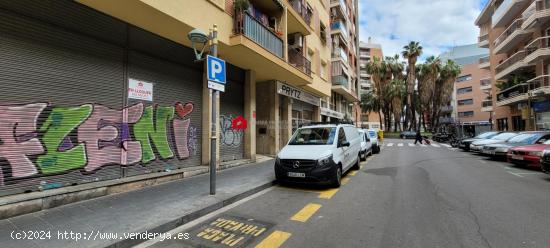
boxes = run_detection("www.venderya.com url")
[10,230,190,242]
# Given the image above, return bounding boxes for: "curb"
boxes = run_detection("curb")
[106,180,277,248]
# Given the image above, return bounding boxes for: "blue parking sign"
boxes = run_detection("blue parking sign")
[207,55,226,84]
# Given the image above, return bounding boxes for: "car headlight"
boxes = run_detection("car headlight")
[495,147,509,153]
[317,155,333,167]
[528,151,542,157]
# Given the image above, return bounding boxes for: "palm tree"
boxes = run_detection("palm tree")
[419,56,442,131]
[360,93,381,128]
[387,79,406,131]
[402,41,423,130]
[366,57,384,129]
[433,60,461,130]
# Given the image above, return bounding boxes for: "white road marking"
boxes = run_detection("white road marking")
[397,143,404,147]
[441,144,451,148]
[431,144,441,147]
[408,143,415,147]
[507,171,524,177]
[386,143,394,147]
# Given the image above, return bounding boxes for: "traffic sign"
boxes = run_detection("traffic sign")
[207,55,226,85]
[208,81,225,92]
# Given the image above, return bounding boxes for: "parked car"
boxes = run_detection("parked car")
[540,150,550,173]
[358,129,373,161]
[508,139,550,168]
[459,131,501,151]
[482,132,550,159]
[275,123,362,187]
[469,132,518,152]
[366,129,381,154]
[400,131,416,139]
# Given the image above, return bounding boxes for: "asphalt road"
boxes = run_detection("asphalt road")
[150,139,550,248]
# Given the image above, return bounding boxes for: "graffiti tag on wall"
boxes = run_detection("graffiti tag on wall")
[220,115,247,147]
[0,102,197,186]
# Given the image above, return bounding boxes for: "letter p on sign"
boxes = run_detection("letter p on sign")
[207,55,226,85]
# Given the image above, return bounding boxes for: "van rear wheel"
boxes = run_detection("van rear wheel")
[352,155,361,170]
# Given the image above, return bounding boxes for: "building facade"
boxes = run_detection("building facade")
[358,39,384,129]
[476,0,550,131]
[321,0,360,123]
[0,0,334,196]
[440,44,492,135]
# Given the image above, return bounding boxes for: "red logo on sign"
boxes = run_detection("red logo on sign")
[231,116,247,130]
[138,82,144,87]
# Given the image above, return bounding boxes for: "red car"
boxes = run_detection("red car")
[507,142,550,168]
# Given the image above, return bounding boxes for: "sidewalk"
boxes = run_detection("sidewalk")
[0,158,275,248]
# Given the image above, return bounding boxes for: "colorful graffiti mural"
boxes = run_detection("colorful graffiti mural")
[220,115,247,147]
[0,102,196,186]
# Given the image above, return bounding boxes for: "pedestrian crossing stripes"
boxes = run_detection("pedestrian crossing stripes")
[384,142,455,150]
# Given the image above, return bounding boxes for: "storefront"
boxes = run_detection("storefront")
[534,100,550,130]
[276,82,321,132]
[320,107,345,122]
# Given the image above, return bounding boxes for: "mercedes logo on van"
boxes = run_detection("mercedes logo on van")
[293,161,300,168]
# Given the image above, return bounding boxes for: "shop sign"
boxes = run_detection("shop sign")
[320,107,344,119]
[533,101,550,113]
[128,78,153,101]
[276,81,320,106]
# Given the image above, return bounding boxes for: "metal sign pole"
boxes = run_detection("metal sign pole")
[210,25,218,195]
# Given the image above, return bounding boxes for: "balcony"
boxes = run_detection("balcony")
[525,36,550,64]
[493,18,532,54]
[440,105,453,114]
[332,75,359,102]
[332,47,349,64]
[439,117,456,124]
[478,33,489,48]
[359,51,370,58]
[288,49,311,75]
[330,0,348,20]
[480,78,492,90]
[496,75,550,106]
[522,0,550,29]
[481,99,494,112]
[495,50,529,79]
[478,56,490,69]
[287,0,313,35]
[330,21,349,40]
[492,0,531,28]
[235,11,284,58]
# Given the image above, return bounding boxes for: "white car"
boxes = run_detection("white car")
[358,129,373,161]
[469,132,518,152]
[275,123,362,187]
[365,129,380,154]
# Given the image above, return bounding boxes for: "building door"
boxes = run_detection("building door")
[219,65,246,162]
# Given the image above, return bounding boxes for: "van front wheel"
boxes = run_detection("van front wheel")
[332,166,342,188]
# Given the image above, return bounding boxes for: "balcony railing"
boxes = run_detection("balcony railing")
[332,75,349,88]
[289,0,312,25]
[332,47,348,63]
[480,78,491,87]
[495,50,526,74]
[440,105,453,113]
[526,36,550,56]
[331,21,348,39]
[479,56,490,64]
[493,18,523,48]
[496,76,549,103]
[478,33,489,43]
[482,100,493,107]
[522,0,537,19]
[439,117,456,124]
[288,49,311,75]
[235,11,284,58]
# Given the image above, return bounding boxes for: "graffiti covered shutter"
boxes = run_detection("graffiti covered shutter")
[219,65,246,162]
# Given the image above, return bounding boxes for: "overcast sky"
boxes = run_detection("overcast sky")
[358,0,490,61]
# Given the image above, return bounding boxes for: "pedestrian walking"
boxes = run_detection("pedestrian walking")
[414,130,422,145]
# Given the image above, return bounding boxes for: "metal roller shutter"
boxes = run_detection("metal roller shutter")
[219,65,246,162]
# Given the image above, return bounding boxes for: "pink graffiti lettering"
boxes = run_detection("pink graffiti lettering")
[0,103,47,179]
[173,118,191,159]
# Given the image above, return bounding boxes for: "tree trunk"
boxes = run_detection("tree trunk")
[378,111,383,130]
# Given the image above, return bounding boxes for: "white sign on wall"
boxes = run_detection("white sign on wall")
[128,78,153,101]
[276,81,320,106]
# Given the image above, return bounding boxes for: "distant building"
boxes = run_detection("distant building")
[358,38,384,129]
[439,44,491,135]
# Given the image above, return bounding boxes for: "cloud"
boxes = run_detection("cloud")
[358,0,485,61]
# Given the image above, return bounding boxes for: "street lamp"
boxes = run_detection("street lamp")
[187,25,218,195]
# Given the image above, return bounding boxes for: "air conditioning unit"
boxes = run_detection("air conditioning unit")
[288,33,303,49]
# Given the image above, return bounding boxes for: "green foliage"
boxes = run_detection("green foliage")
[234,0,250,11]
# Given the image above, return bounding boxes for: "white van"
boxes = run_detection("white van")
[275,123,362,187]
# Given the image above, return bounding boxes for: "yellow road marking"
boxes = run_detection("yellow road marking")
[291,203,322,222]
[255,231,291,248]
[341,178,350,185]
[348,171,357,176]
[318,188,339,199]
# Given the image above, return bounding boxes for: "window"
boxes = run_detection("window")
[458,111,474,117]
[457,86,473,94]
[456,74,472,82]
[338,128,347,144]
[512,115,525,131]
[289,127,336,145]
[320,62,327,79]
[458,99,474,105]
[497,118,508,131]
[320,22,327,44]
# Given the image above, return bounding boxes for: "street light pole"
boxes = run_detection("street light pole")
[210,24,218,195]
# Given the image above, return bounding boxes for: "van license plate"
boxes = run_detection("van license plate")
[288,172,305,178]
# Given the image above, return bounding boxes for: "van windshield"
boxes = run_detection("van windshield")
[288,127,336,145]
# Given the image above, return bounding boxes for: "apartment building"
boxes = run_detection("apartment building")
[440,44,492,135]
[476,0,550,131]
[321,0,360,123]
[0,0,332,196]
[358,39,384,129]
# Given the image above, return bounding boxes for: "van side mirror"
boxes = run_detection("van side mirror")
[367,138,371,142]
[339,141,350,147]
